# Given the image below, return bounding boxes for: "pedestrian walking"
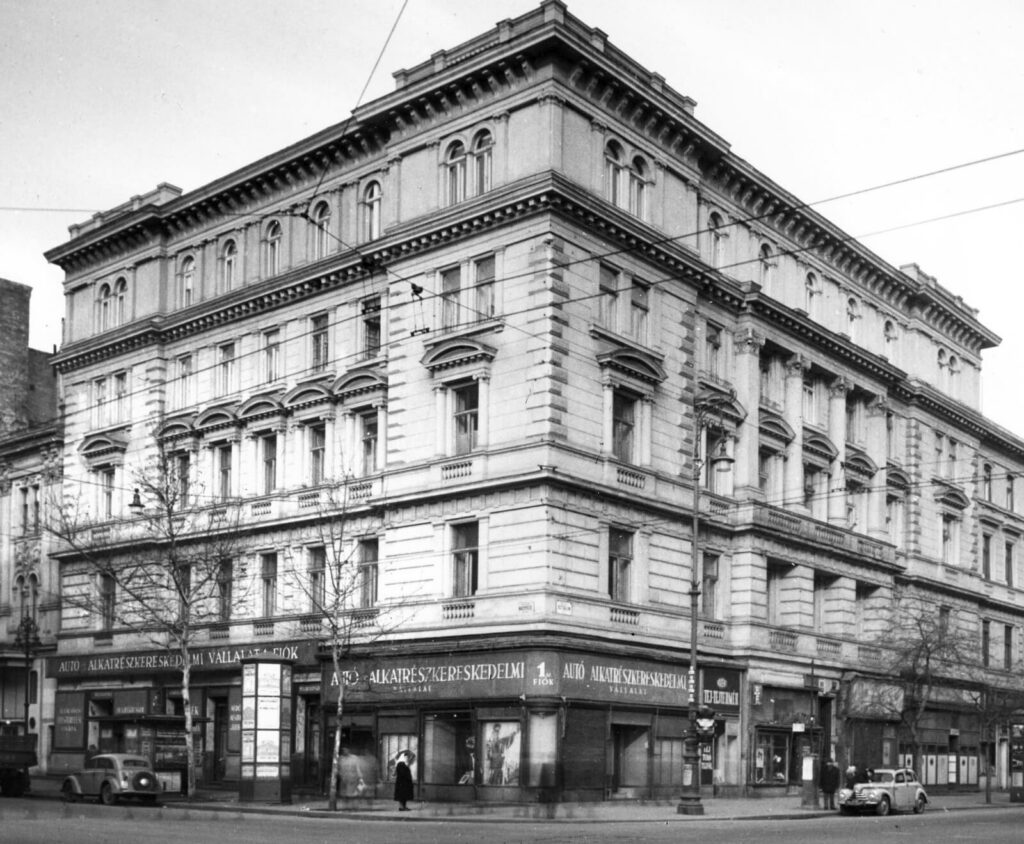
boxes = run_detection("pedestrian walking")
[819,757,841,810]
[394,750,415,812]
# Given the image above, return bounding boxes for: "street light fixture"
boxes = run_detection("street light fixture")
[13,611,41,732]
[677,388,735,815]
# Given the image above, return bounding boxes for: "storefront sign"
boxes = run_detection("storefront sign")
[113,689,150,716]
[47,641,316,679]
[701,668,742,713]
[54,691,86,749]
[324,649,696,707]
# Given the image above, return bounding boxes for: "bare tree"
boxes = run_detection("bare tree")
[49,437,246,799]
[286,480,396,811]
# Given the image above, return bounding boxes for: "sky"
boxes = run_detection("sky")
[2,0,1023,432]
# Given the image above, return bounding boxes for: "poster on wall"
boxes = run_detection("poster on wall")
[242,663,256,696]
[54,692,86,749]
[257,696,280,730]
[257,663,281,696]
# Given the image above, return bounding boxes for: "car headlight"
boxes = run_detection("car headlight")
[865,789,878,799]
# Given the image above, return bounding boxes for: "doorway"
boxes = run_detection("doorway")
[611,724,649,797]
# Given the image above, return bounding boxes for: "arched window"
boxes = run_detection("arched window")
[362,181,382,241]
[264,221,282,276]
[758,244,774,290]
[311,201,331,260]
[947,354,959,389]
[628,156,648,218]
[445,141,467,205]
[220,239,237,290]
[605,141,625,207]
[471,130,493,195]
[804,273,819,317]
[97,282,111,330]
[180,257,195,307]
[707,212,725,269]
[113,277,127,326]
[846,297,860,341]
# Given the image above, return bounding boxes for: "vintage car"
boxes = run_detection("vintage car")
[838,767,928,815]
[61,753,162,805]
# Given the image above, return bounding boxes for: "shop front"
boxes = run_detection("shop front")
[749,682,822,791]
[46,640,317,790]
[322,646,742,803]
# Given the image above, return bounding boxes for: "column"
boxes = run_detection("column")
[732,328,764,497]
[783,357,806,508]
[866,399,889,538]
[827,380,848,524]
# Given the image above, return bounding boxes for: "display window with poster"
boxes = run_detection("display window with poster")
[424,712,475,785]
[480,721,520,786]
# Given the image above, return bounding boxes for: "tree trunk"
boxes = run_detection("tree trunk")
[327,649,345,812]
[182,653,195,800]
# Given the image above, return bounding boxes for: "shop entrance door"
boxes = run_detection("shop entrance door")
[212,699,229,783]
[611,725,649,797]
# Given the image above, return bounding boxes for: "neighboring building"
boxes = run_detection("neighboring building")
[42,0,1024,800]
[0,278,61,771]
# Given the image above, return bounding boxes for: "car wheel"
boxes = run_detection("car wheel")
[913,795,925,814]
[876,796,890,816]
[61,781,78,803]
[100,782,117,806]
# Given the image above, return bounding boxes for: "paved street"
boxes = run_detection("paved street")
[2,796,1024,844]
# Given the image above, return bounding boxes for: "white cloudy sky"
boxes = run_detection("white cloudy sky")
[2,0,1023,432]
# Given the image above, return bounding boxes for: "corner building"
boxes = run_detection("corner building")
[45,1,1024,800]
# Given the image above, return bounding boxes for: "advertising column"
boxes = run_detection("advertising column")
[239,656,293,803]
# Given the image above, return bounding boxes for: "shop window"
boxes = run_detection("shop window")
[424,714,474,785]
[381,735,418,784]
[755,732,789,785]
[525,712,557,788]
[481,721,521,786]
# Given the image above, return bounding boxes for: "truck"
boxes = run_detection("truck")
[0,734,37,797]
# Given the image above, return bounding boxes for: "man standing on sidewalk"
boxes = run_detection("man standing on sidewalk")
[820,758,840,810]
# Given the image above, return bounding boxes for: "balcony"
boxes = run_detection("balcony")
[746,503,895,565]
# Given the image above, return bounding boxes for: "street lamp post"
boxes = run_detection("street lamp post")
[677,390,734,815]
[14,612,41,732]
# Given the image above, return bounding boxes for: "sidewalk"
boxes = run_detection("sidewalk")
[27,775,1023,823]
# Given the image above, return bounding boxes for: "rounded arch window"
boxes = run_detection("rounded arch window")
[471,130,493,194]
[113,277,127,326]
[311,201,331,260]
[604,141,625,206]
[758,244,774,289]
[180,256,196,307]
[221,239,237,290]
[264,220,283,276]
[628,156,648,218]
[445,141,467,204]
[707,212,725,268]
[362,181,382,240]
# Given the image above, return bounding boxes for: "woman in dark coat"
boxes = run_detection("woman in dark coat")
[394,750,415,811]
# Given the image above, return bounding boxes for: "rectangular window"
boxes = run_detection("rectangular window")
[611,390,636,463]
[704,324,723,379]
[982,620,991,668]
[361,297,381,360]
[217,559,233,621]
[424,714,473,785]
[94,377,107,427]
[308,547,326,613]
[261,434,277,494]
[767,565,785,626]
[1008,476,1016,512]
[177,355,194,407]
[452,522,479,598]
[598,264,618,330]
[1005,624,1014,670]
[701,553,719,618]
[360,411,379,475]
[1006,541,1015,587]
[947,438,958,478]
[101,468,115,519]
[480,721,521,786]
[175,452,190,506]
[113,372,127,422]
[473,255,495,321]
[359,539,379,608]
[217,444,232,500]
[453,383,479,455]
[263,329,280,382]
[802,378,819,425]
[886,496,905,550]
[608,528,633,603]
[441,266,461,329]
[942,515,959,565]
[983,534,992,580]
[311,314,330,371]
[261,552,277,617]
[99,574,116,630]
[939,605,951,634]
[20,487,29,534]
[218,343,235,395]
[630,280,649,343]
[309,424,326,485]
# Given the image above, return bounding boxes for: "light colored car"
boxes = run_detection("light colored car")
[838,767,928,815]
[61,753,162,806]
